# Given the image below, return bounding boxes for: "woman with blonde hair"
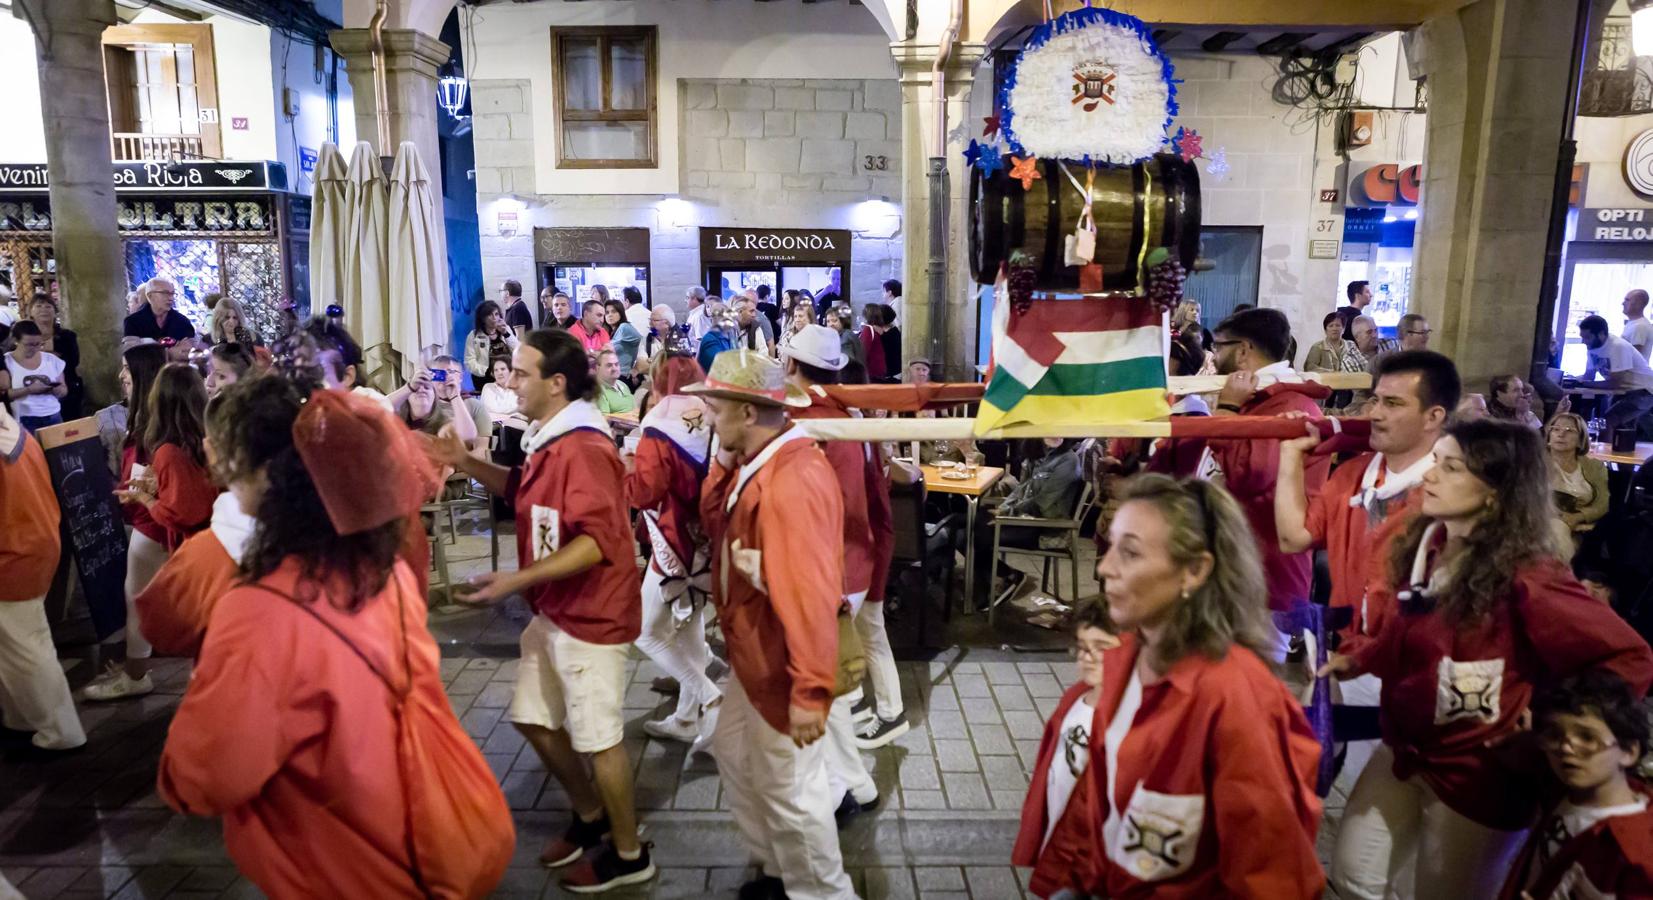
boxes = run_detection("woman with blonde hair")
[1077,473,1324,895]
[1543,411,1608,551]
[208,296,256,347]
[1325,419,1652,899]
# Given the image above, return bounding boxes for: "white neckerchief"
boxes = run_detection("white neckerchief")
[1254,360,1303,383]
[209,491,257,565]
[1396,520,1448,603]
[725,425,812,513]
[1350,450,1434,509]
[522,399,612,455]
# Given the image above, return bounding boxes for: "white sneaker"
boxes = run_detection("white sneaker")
[686,699,721,764]
[82,665,154,702]
[643,715,698,743]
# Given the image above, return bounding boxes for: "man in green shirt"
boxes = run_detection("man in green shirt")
[594,348,635,415]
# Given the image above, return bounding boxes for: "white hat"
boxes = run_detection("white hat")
[781,324,846,371]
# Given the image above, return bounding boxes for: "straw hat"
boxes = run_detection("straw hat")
[684,349,810,408]
[780,324,846,371]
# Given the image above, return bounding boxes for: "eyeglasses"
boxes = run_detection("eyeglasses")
[1538,728,1619,756]
[1069,643,1109,660]
[1211,339,1243,349]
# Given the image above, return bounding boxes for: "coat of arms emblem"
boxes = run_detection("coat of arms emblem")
[1072,60,1117,111]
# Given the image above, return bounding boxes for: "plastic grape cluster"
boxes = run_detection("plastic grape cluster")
[1144,248,1186,314]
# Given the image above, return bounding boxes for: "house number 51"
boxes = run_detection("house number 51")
[863,155,890,171]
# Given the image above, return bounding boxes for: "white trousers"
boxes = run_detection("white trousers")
[824,591,876,805]
[1330,744,1525,900]
[852,600,902,721]
[0,597,85,749]
[635,565,720,722]
[712,677,857,900]
[121,530,169,660]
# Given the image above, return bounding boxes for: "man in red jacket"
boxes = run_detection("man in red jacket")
[1192,308,1329,640]
[0,407,84,755]
[781,324,896,824]
[688,350,855,900]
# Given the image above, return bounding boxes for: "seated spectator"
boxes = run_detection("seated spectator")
[1546,412,1609,551]
[1502,672,1653,898]
[604,299,643,378]
[905,358,932,386]
[2,321,68,432]
[568,295,612,354]
[961,438,1085,608]
[541,288,576,330]
[1456,393,1489,421]
[390,355,488,455]
[123,277,196,341]
[208,296,257,347]
[479,356,525,427]
[1488,374,1542,428]
[205,343,255,399]
[593,348,635,416]
[465,300,519,389]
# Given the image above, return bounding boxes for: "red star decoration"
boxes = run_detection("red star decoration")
[982,115,1001,137]
[1178,129,1205,163]
[1009,155,1041,190]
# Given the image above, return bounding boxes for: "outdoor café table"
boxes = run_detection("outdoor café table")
[1590,440,1653,505]
[919,463,1005,618]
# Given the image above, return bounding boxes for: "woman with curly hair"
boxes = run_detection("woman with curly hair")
[157,387,513,898]
[465,300,519,389]
[1325,419,1653,900]
[1018,473,1323,896]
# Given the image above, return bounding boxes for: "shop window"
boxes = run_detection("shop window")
[103,24,223,161]
[551,27,657,169]
[1183,226,1263,325]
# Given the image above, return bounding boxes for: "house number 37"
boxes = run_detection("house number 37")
[863,155,890,171]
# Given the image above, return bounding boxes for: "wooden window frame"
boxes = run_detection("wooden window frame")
[102,23,224,161]
[550,26,658,170]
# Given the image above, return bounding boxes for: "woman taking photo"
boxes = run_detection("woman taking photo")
[26,296,81,418]
[1544,411,1609,554]
[623,349,721,747]
[603,298,643,379]
[88,363,217,702]
[158,385,513,898]
[465,300,519,389]
[1055,473,1323,896]
[1326,419,1653,900]
[208,297,257,348]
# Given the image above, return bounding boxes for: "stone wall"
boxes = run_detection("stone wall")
[471,76,904,318]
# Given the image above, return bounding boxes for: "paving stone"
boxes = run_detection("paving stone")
[1015,739,1043,772]
[898,755,941,791]
[448,668,494,696]
[1003,710,1046,738]
[913,866,965,891]
[474,681,516,709]
[673,772,720,810]
[966,865,1023,898]
[1015,661,1053,675]
[969,723,1014,756]
[927,710,967,739]
[482,721,526,754]
[892,723,931,754]
[1034,695,1060,717]
[980,755,1029,791]
[952,673,991,698]
[20,867,83,897]
[1021,672,1066,698]
[932,739,977,773]
[70,865,135,894]
[926,686,960,711]
[961,699,1002,725]
[500,770,545,810]
[901,789,947,810]
[652,867,710,898]
[982,662,1022,685]
[990,683,1035,712]
[941,771,991,810]
[991,788,1027,811]
[862,866,917,900]
[708,866,753,892]
[459,705,504,739]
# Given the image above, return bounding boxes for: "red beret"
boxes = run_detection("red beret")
[292,389,439,535]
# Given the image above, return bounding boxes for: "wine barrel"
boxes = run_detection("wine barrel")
[969,153,1201,292]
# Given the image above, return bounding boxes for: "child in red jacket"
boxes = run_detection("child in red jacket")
[1500,671,1653,900]
[1012,601,1114,897]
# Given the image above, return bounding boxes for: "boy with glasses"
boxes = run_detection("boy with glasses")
[1502,671,1652,898]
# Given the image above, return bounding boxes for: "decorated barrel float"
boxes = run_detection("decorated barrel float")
[968,153,1200,292]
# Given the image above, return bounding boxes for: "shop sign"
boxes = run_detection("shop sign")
[0,196,275,234]
[535,227,651,264]
[700,227,852,263]
[1345,162,1421,207]
[1580,207,1653,242]
[0,160,276,193]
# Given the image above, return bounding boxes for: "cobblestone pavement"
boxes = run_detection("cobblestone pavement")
[0,522,1351,899]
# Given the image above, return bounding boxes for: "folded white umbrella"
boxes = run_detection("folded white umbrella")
[306,142,350,318]
[343,141,391,372]
[387,141,450,378]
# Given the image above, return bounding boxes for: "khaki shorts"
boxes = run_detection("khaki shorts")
[508,614,628,753]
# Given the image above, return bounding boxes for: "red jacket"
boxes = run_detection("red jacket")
[624,395,711,573]
[789,385,894,601]
[507,410,640,645]
[1303,451,1423,654]
[700,428,841,734]
[1352,553,1653,829]
[0,428,60,602]
[1080,634,1324,898]
[1498,786,1653,900]
[129,442,216,550]
[1155,382,1329,610]
[1013,682,1103,898]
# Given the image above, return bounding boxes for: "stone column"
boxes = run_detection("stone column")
[1410,0,1582,386]
[17,0,126,410]
[893,40,986,381]
[329,28,451,226]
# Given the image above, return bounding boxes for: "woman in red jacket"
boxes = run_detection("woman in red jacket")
[1325,419,1653,900]
[90,363,216,701]
[1029,473,1324,898]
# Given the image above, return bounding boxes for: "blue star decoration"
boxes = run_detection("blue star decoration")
[964,140,1007,177]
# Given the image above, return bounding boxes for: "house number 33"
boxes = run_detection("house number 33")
[862,155,890,171]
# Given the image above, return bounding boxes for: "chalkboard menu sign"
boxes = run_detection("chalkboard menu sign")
[36,419,128,641]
